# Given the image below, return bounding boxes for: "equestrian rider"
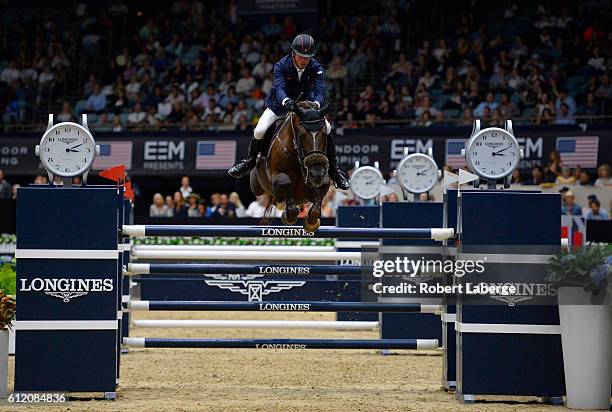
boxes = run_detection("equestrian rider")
[228,33,350,190]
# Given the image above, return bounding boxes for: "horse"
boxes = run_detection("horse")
[250,101,331,232]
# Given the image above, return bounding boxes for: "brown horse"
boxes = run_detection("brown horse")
[250,101,331,232]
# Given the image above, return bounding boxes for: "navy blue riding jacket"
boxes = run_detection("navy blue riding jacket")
[264,54,326,115]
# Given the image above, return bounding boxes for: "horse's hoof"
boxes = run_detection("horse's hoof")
[303,218,320,233]
[282,212,297,226]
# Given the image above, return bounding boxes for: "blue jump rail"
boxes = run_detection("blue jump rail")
[123,337,440,350]
[122,225,454,241]
[128,300,442,313]
[127,263,367,276]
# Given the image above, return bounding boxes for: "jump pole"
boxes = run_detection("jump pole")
[130,250,362,261]
[122,225,454,241]
[123,337,440,350]
[132,245,336,252]
[131,319,379,330]
[129,300,443,313]
[126,263,366,276]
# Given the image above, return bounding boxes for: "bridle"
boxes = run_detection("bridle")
[273,111,329,183]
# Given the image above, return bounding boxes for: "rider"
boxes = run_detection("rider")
[228,33,350,190]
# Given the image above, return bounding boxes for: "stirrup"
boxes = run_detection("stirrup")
[228,158,254,178]
[330,169,350,190]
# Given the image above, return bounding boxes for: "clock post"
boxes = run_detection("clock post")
[35,114,100,187]
[461,120,523,189]
[14,115,121,398]
[396,147,441,201]
[449,119,564,401]
[349,161,386,205]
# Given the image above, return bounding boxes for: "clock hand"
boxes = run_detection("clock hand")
[66,148,81,153]
[493,146,510,155]
[68,143,84,150]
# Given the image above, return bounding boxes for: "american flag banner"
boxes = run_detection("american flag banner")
[93,141,133,170]
[556,136,599,168]
[445,139,466,169]
[196,140,237,170]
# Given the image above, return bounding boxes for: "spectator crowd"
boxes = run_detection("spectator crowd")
[147,176,340,219]
[1,1,610,129]
[345,2,612,127]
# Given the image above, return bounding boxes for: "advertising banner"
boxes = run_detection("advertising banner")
[2,125,610,177]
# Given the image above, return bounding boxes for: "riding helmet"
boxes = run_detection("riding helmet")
[291,34,316,58]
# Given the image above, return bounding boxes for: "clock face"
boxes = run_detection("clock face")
[397,153,438,194]
[466,128,520,180]
[350,166,383,200]
[40,122,96,177]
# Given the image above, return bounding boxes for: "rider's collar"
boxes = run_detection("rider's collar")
[292,56,308,73]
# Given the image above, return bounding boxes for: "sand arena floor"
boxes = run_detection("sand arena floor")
[1,310,569,411]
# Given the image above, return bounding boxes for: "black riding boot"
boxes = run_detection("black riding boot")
[228,137,263,179]
[326,133,350,190]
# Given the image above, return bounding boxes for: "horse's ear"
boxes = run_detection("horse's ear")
[318,100,333,118]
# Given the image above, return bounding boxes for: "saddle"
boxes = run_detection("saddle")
[260,118,287,159]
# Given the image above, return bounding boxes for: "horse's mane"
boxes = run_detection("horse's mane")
[295,101,324,124]
[297,101,319,110]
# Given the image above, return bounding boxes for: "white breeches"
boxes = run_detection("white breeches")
[254,108,282,140]
[253,108,332,140]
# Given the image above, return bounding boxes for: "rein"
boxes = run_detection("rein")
[272,110,328,184]
[269,113,303,179]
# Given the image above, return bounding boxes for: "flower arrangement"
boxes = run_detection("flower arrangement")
[0,234,16,253]
[546,244,612,296]
[132,236,335,247]
[0,260,16,296]
[0,259,16,330]
[0,234,16,244]
[0,290,15,331]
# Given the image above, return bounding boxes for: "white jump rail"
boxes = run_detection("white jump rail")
[130,250,362,261]
[131,319,379,330]
[132,245,336,252]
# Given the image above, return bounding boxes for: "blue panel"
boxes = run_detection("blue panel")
[137,278,364,302]
[446,189,545,234]
[381,312,442,339]
[15,330,117,392]
[381,202,443,341]
[15,186,120,393]
[381,202,443,246]
[461,191,560,245]
[456,191,564,398]
[336,206,379,321]
[336,206,380,229]
[17,187,118,250]
[16,259,117,320]
[459,333,564,396]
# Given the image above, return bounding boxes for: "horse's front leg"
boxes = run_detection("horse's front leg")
[303,183,328,232]
[272,173,298,225]
[304,200,321,232]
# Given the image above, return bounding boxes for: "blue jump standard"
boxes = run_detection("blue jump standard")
[124,338,438,350]
[122,225,454,240]
[129,300,440,313]
[133,263,366,276]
